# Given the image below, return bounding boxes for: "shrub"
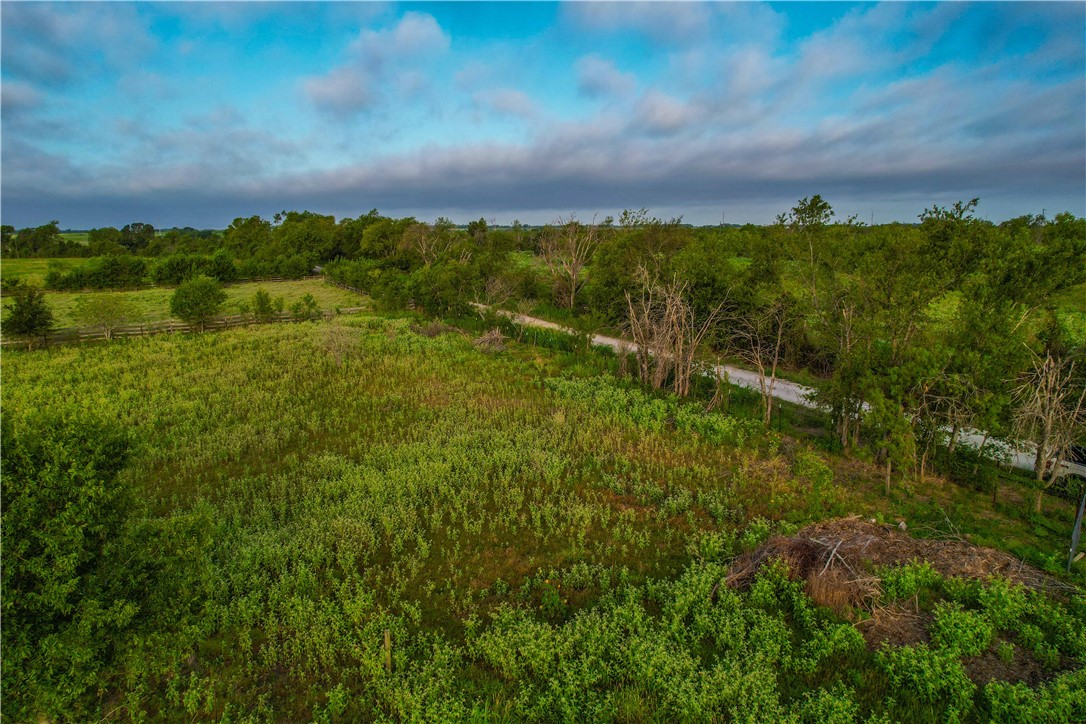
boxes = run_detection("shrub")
[877,643,976,722]
[169,275,226,330]
[252,288,277,321]
[930,601,994,657]
[291,293,321,320]
[3,282,54,340]
[71,294,141,340]
[45,255,148,290]
[1,413,132,720]
[985,669,1086,723]
[878,561,942,602]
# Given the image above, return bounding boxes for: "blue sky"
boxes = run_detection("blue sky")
[2,1,1083,229]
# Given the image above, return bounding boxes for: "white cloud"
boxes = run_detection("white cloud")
[304,12,449,117]
[474,89,539,120]
[575,55,636,98]
[304,67,373,117]
[635,90,698,134]
[565,2,713,43]
[1,81,44,115]
[350,11,449,67]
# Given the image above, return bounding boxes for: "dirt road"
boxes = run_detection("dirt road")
[484,306,1081,478]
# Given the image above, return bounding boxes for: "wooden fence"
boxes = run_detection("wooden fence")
[3,274,327,297]
[1,307,367,350]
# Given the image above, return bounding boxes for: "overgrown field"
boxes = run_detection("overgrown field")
[2,317,1083,721]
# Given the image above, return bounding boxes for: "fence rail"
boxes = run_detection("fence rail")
[10,274,327,296]
[1,307,367,349]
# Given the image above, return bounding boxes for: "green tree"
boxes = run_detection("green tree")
[777,195,835,308]
[71,294,142,340]
[272,210,337,260]
[467,217,489,244]
[1,223,16,255]
[120,222,155,253]
[252,288,278,322]
[224,215,273,258]
[87,227,126,256]
[169,275,226,331]
[1,413,132,719]
[4,283,54,345]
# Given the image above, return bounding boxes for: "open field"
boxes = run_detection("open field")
[14,278,364,329]
[1,257,91,286]
[1053,283,1086,344]
[3,314,1083,720]
[58,231,90,244]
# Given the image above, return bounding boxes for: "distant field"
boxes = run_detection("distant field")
[19,278,364,329]
[1,258,91,286]
[1053,283,1086,344]
[1053,282,1086,314]
[59,231,90,244]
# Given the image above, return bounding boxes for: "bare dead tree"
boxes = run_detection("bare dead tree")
[730,299,790,426]
[399,220,459,266]
[478,275,515,310]
[538,215,602,310]
[624,268,723,397]
[1013,351,1086,512]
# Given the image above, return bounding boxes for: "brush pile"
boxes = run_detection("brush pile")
[725,516,1063,618]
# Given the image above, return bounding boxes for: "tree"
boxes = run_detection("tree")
[224,216,273,258]
[398,221,457,267]
[3,283,54,346]
[777,195,835,308]
[625,268,723,397]
[169,275,226,331]
[1,224,16,255]
[120,222,155,253]
[730,297,792,426]
[467,217,489,244]
[251,288,279,322]
[272,210,337,261]
[1,413,131,719]
[87,227,126,256]
[1013,350,1086,512]
[539,215,603,310]
[71,294,142,340]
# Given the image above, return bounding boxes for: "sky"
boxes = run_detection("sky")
[1,1,1084,229]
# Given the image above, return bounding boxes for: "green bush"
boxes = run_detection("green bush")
[3,282,53,338]
[985,669,1086,723]
[45,255,148,290]
[1,413,132,720]
[878,561,943,602]
[877,643,976,722]
[930,601,994,657]
[169,275,227,330]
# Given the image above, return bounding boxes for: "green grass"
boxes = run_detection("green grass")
[20,278,364,329]
[1,257,91,286]
[2,317,1083,720]
[58,231,90,244]
[1053,283,1086,315]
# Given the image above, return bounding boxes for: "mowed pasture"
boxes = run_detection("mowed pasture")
[3,315,1084,721]
[7,278,363,330]
[1,257,92,287]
